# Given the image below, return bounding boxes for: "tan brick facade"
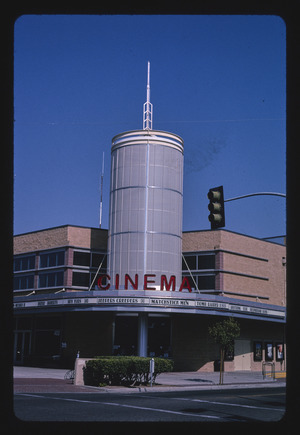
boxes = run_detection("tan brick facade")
[14,225,107,254]
[183,230,286,306]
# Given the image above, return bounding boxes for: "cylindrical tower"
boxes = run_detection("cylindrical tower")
[107,129,184,289]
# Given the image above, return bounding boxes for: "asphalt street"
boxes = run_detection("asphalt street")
[14,387,286,423]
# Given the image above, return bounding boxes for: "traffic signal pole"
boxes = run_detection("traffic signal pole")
[224,192,286,202]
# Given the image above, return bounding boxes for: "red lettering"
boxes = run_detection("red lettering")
[125,273,138,290]
[115,273,119,290]
[179,276,192,292]
[160,275,176,291]
[97,274,111,290]
[144,274,156,290]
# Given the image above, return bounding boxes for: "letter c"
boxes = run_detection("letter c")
[97,274,111,290]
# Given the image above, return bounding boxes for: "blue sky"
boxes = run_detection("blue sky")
[14,14,286,238]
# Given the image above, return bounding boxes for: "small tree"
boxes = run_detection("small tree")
[208,317,240,384]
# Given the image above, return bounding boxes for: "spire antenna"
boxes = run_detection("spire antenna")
[143,61,153,130]
[99,152,104,228]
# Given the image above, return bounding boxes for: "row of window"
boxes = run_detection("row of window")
[14,251,211,272]
[73,251,107,268]
[182,254,215,271]
[13,271,64,290]
[14,251,65,271]
[14,250,107,272]
[13,251,214,291]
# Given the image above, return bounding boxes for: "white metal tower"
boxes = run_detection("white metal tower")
[143,61,153,130]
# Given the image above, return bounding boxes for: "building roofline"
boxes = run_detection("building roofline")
[14,224,285,247]
[183,228,286,246]
[14,224,108,238]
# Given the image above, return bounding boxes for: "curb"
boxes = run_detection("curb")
[78,380,285,395]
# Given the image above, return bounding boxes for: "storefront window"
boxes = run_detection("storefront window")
[113,316,138,356]
[148,317,171,357]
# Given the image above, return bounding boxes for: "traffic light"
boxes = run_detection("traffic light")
[207,186,225,229]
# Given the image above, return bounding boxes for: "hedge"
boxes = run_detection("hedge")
[83,356,173,387]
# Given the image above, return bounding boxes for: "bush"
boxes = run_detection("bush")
[83,356,173,387]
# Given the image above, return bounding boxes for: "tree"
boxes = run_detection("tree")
[208,317,240,384]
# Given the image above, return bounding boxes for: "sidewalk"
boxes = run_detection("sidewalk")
[14,366,285,394]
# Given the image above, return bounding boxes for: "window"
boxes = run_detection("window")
[40,251,65,268]
[182,255,196,271]
[181,274,215,291]
[182,254,215,271]
[38,271,64,288]
[91,253,107,269]
[73,251,90,267]
[198,254,215,269]
[197,275,215,290]
[14,255,35,271]
[13,274,34,290]
[72,271,90,287]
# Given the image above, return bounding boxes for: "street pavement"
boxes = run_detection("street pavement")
[14,387,286,422]
[12,367,287,424]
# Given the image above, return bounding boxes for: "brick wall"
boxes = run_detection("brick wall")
[182,230,222,252]
[14,226,69,254]
[14,225,108,254]
[182,230,286,306]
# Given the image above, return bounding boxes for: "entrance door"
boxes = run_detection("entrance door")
[234,340,251,370]
[14,331,31,365]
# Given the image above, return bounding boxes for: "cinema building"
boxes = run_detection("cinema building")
[13,225,286,372]
[13,63,286,372]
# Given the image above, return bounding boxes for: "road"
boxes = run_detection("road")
[14,387,285,422]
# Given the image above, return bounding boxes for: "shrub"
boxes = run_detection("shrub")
[83,356,173,387]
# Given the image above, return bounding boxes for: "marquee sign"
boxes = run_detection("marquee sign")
[13,294,285,320]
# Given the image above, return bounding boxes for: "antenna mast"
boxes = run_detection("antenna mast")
[99,152,104,228]
[143,61,153,130]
